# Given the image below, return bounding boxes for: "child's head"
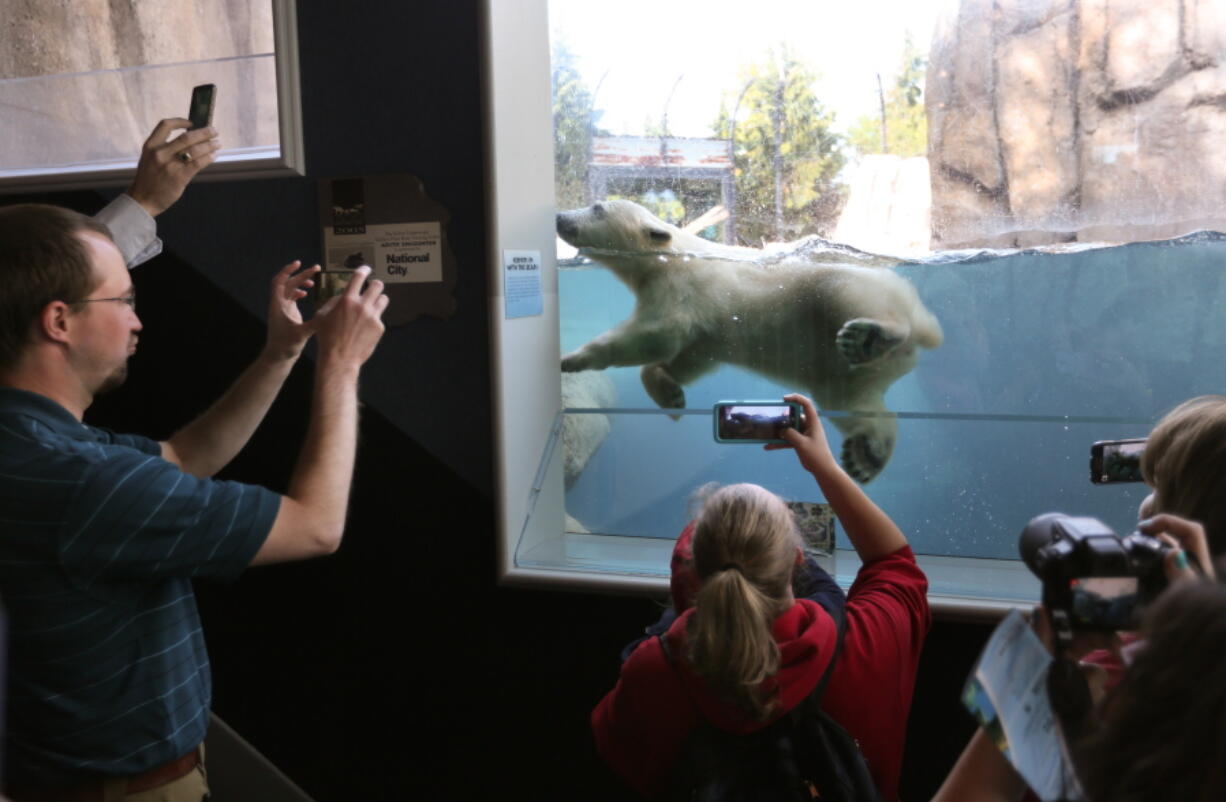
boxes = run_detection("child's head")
[1142,395,1226,555]
[691,483,800,596]
[687,483,801,718]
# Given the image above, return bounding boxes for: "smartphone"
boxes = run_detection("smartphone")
[188,83,216,130]
[713,401,802,444]
[1089,437,1146,484]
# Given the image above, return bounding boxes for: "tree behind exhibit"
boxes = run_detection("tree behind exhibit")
[552,40,605,211]
[713,46,845,244]
[849,35,928,158]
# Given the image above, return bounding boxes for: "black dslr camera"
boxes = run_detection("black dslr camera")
[1019,513,1172,634]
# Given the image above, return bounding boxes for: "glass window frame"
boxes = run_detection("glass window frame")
[483,0,1042,617]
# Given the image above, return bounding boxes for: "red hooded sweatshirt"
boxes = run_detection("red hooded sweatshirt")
[592,545,929,800]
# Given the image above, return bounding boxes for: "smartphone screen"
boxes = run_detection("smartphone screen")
[713,402,800,443]
[1089,438,1146,484]
[188,84,216,130]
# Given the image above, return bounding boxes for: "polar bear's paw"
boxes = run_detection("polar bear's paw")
[561,349,593,372]
[641,364,688,410]
[836,318,904,366]
[841,432,892,483]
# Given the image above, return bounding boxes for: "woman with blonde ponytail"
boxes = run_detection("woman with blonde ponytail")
[593,393,931,801]
[687,484,802,719]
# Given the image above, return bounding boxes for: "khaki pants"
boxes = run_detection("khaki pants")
[98,747,209,802]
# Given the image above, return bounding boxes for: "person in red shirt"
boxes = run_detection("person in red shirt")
[591,392,930,800]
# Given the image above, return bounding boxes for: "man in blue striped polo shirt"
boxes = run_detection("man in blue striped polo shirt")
[0,204,388,801]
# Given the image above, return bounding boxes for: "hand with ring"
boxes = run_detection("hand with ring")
[126,118,220,217]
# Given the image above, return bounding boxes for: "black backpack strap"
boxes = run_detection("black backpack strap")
[792,605,882,802]
[808,600,847,705]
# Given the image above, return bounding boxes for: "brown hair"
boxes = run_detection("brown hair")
[0,204,111,373]
[687,483,800,719]
[1141,396,1226,555]
[1076,576,1226,802]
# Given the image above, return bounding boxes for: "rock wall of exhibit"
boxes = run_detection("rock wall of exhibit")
[927,0,1226,248]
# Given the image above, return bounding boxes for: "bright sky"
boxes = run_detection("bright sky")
[548,0,954,137]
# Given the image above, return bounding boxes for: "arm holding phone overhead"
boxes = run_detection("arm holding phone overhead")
[126,117,220,218]
[767,393,909,562]
[97,113,220,267]
[127,81,220,218]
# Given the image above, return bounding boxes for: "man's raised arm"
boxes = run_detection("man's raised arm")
[253,267,388,563]
[161,261,323,477]
[97,119,221,268]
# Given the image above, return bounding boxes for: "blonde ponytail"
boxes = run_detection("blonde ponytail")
[686,484,800,719]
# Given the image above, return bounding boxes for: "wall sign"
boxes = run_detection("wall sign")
[317,174,456,325]
[503,250,542,319]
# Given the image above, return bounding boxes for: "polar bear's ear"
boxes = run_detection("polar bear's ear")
[646,226,672,245]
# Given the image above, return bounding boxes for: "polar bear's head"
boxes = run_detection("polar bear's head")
[556,200,678,253]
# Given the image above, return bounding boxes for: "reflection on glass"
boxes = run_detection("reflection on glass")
[549,0,1226,562]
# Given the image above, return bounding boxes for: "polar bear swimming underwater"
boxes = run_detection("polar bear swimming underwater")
[556,199,943,483]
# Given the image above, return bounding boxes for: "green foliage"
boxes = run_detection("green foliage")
[552,40,605,211]
[610,191,685,225]
[848,35,928,158]
[712,46,846,244]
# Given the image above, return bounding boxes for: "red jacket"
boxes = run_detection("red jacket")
[592,546,930,800]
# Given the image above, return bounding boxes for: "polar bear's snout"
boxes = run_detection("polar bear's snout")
[557,211,580,243]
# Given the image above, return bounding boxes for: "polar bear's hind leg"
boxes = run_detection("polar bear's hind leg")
[641,363,687,409]
[828,411,898,483]
[836,318,908,366]
[842,433,893,482]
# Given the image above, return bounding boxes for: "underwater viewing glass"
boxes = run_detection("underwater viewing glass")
[485,0,1226,612]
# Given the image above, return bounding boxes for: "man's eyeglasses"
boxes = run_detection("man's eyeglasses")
[67,293,137,312]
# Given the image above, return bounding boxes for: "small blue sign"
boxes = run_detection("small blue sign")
[504,249,543,318]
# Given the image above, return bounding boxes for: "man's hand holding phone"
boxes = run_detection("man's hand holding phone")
[127,117,219,217]
[313,265,390,372]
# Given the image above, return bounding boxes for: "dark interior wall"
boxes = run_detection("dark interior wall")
[11,2,996,800]
[149,1,493,493]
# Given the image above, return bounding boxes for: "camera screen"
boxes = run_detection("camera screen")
[1070,576,1140,630]
[715,404,796,441]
